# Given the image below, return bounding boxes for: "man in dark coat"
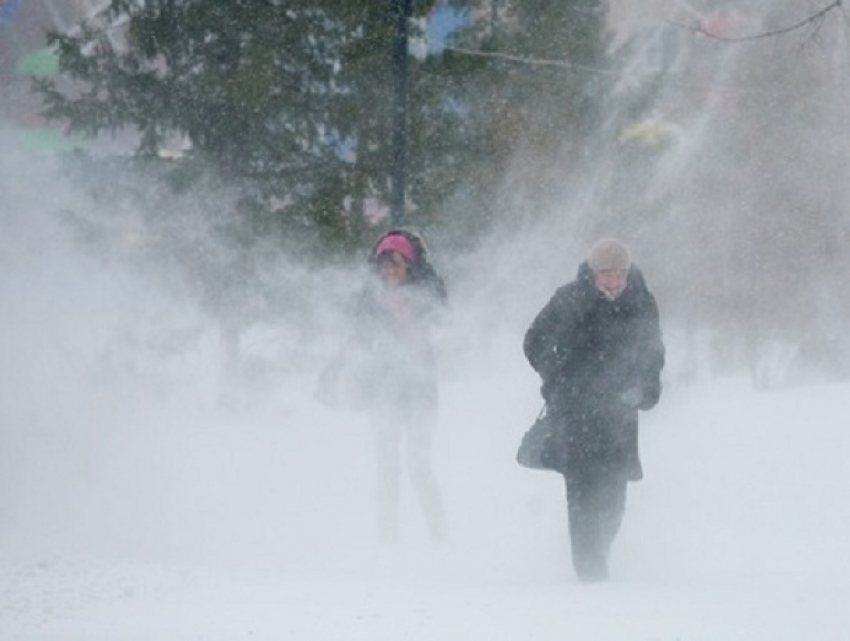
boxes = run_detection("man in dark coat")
[523,238,665,582]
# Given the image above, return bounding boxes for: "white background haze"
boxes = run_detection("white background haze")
[4,5,850,637]
[2,128,850,640]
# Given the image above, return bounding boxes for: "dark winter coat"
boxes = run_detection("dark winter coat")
[523,262,665,478]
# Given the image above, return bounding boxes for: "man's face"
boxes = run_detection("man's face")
[593,268,628,301]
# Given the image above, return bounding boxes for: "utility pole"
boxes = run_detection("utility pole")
[390,0,412,227]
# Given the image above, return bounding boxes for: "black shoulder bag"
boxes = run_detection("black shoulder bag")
[516,404,556,470]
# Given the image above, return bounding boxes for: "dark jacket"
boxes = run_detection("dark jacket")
[523,262,665,478]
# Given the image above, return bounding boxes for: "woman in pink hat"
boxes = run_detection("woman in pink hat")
[353,229,447,543]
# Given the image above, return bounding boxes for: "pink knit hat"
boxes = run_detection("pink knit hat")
[374,234,416,263]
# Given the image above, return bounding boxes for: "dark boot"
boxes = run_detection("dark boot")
[572,546,609,583]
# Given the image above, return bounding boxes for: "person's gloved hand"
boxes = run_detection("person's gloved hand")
[638,376,662,410]
[619,386,644,410]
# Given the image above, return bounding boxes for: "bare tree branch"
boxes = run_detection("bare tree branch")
[673,1,843,43]
[443,45,839,110]
[444,46,618,75]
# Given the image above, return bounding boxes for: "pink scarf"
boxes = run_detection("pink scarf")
[382,287,420,344]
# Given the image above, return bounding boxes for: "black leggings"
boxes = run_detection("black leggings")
[563,461,628,581]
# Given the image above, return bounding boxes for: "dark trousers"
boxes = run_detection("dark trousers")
[563,460,628,582]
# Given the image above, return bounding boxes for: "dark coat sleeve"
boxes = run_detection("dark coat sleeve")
[635,290,665,410]
[523,286,577,391]
[620,267,664,410]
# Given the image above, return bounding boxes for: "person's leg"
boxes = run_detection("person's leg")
[373,409,402,543]
[405,387,445,540]
[564,461,628,582]
[597,464,628,563]
[564,468,607,582]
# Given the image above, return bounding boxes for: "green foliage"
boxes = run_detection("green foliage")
[36,0,612,255]
[36,1,407,251]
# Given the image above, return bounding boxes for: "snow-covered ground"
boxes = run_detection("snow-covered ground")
[2,325,849,640]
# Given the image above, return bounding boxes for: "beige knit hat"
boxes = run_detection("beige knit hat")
[588,238,631,272]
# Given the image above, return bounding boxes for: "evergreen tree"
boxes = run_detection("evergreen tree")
[36,0,614,253]
[36,0,458,252]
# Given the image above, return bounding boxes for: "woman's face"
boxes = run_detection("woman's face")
[593,268,628,301]
[378,251,409,285]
